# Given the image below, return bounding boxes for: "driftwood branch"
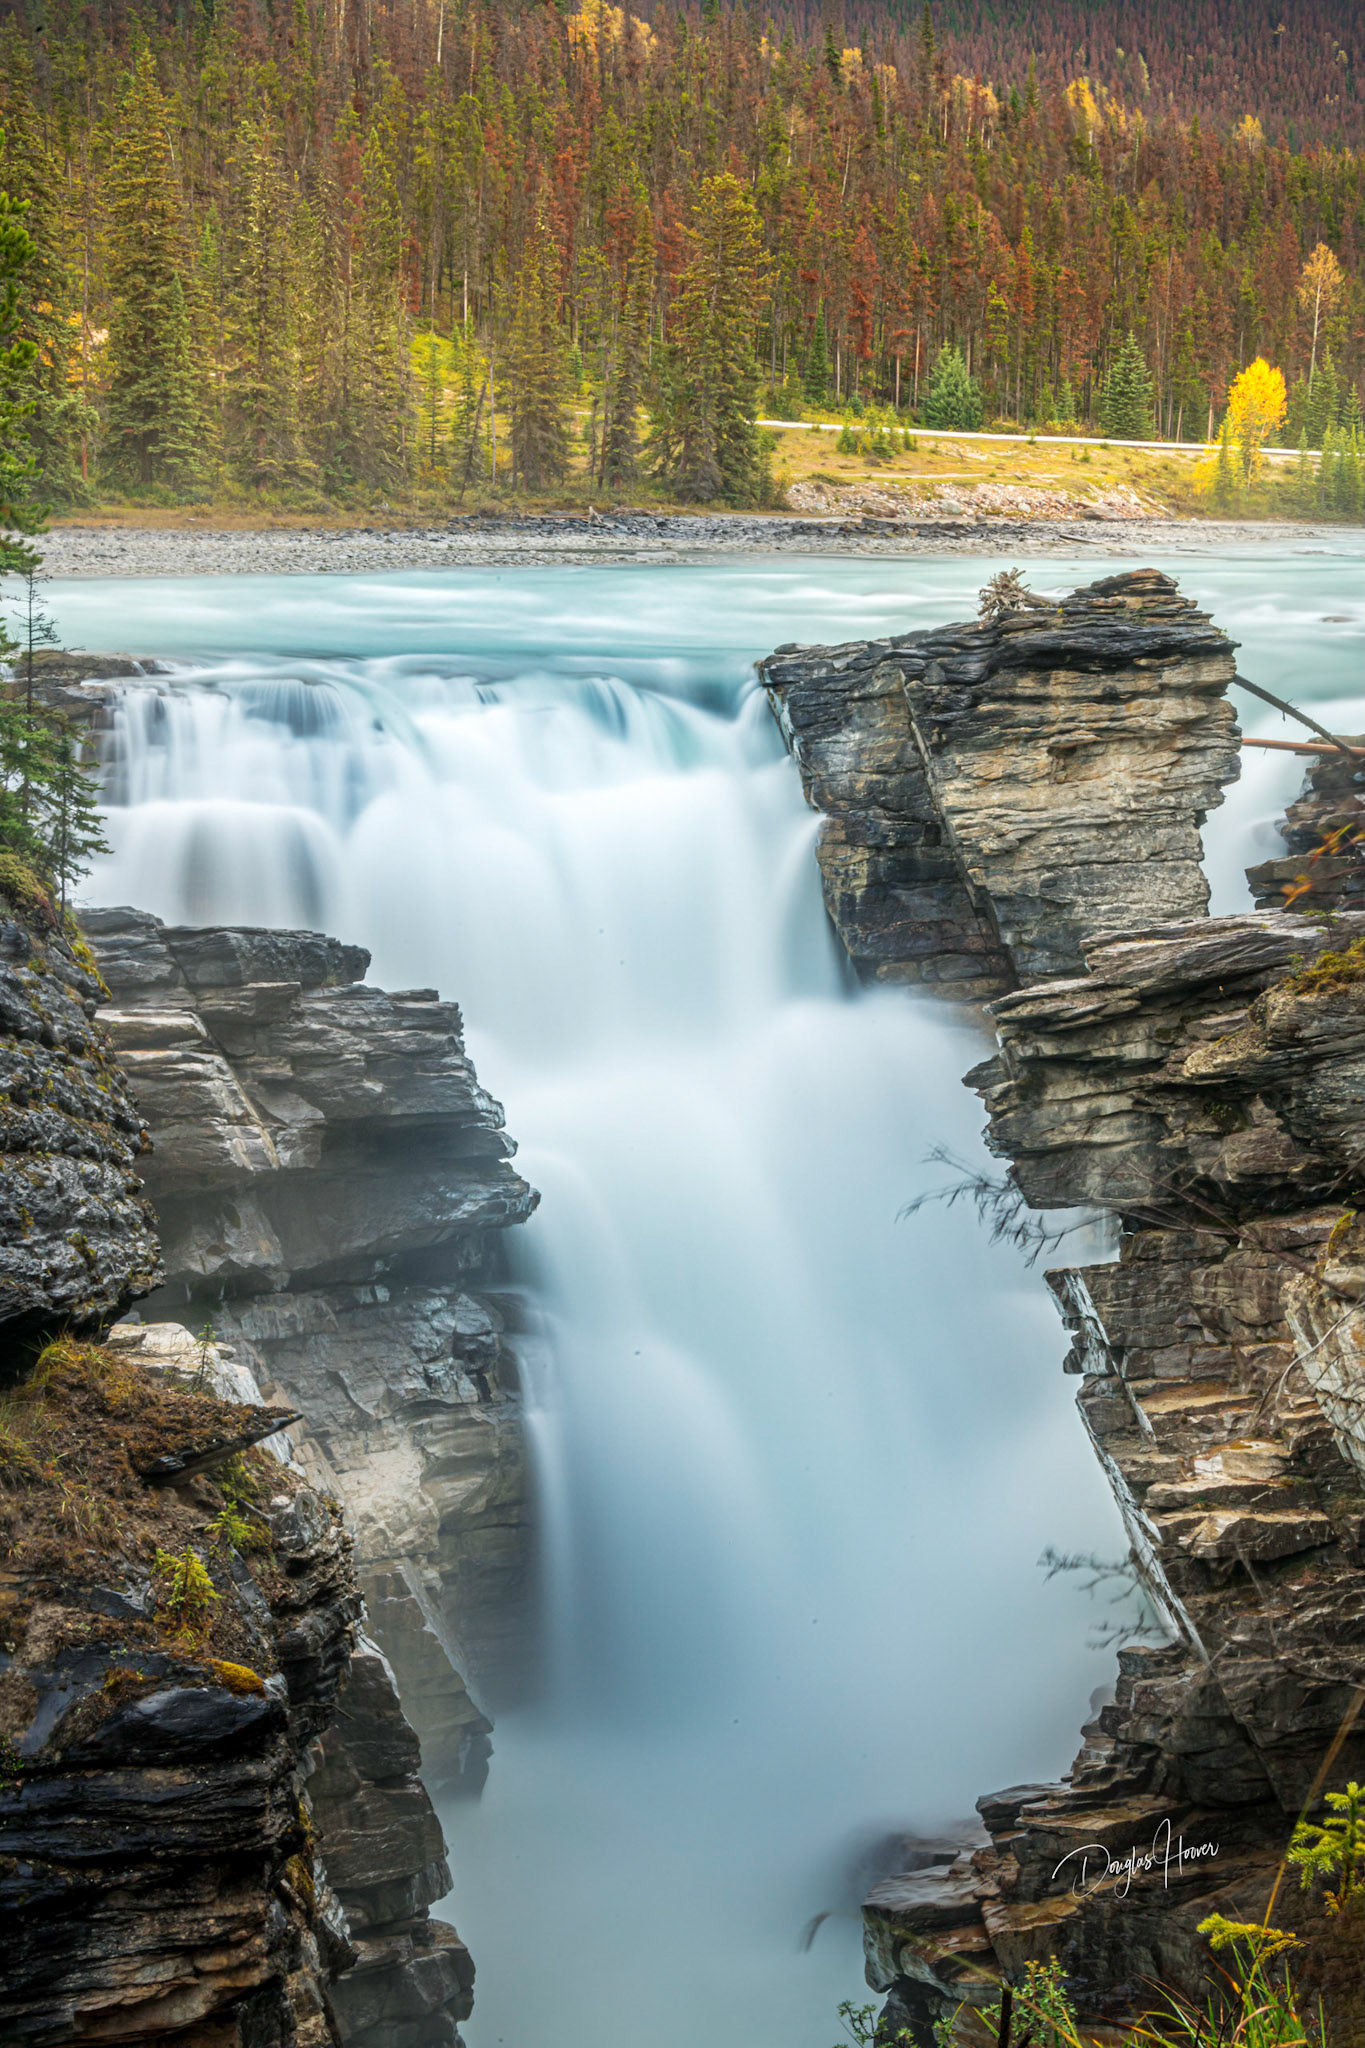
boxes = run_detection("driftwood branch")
[1232,674,1362,768]
[1242,736,1365,758]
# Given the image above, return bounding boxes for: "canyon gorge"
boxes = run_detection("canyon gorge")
[1,553,1362,2048]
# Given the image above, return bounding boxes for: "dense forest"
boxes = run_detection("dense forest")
[0,0,1360,503]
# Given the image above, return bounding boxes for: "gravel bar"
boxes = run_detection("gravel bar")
[40,514,1355,577]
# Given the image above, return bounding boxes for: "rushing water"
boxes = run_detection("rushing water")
[50,546,1362,2048]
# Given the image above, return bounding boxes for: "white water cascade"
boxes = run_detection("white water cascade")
[63,552,1360,2048]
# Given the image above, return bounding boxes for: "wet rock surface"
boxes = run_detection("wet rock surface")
[0,1333,362,2047]
[761,576,1365,2035]
[85,909,539,1790]
[1247,738,1365,916]
[876,949,1365,2027]
[760,570,1241,1000]
[0,911,162,1349]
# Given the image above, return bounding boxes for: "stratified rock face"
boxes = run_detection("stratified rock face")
[311,1639,475,2048]
[866,913,1365,2033]
[84,909,540,1794]
[0,1335,359,2048]
[0,915,163,1349]
[1247,739,1365,915]
[760,635,1013,998]
[760,571,1241,999]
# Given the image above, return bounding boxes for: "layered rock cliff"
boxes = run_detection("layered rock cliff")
[0,1320,463,2048]
[760,570,1240,1000]
[83,909,540,1793]
[763,571,1365,2036]
[0,891,162,1346]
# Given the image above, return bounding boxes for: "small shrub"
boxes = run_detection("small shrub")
[1289,1781,1365,1914]
[152,1544,219,1643]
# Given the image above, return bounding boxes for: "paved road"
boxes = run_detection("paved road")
[756,420,1298,461]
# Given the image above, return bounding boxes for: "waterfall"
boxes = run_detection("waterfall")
[64,553,1360,2048]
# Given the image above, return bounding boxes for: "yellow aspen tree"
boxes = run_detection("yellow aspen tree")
[1225,357,1287,482]
[1296,244,1344,387]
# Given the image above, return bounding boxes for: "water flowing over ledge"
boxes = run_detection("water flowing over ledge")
[38,552,1365,2047]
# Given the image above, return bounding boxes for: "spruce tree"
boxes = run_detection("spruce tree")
[506,214,570,490]
[921,344,983,430]
[804,312,829,406]
[339,91,413,493]
[0,33,94,506]
[1303,351,1341,449]
[450,318,489,494]
[225,113,311,493]
[104,51,205,492]
[1291,432,1317,515]
[0,117,41,572]
[652,174,767,505]
[1211,417,1238,509]
[42,726,110,912]
[1099,331,1154,440]
[601,192,654,489]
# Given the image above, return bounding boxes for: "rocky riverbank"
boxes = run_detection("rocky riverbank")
[762,570,1365,2039]
[38,515,1354,577]
[84,909,541,1793]
[0,895,528,2046]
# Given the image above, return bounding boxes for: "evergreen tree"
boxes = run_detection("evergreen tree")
[1055,377,1077,426]
[450,318,489,495]
[0,33,94,506]
[601,192,654,489]
[1303,351,1341,448]
[1341,384,1364,440]
[506,214,570,491]
[0,116,41,573]
[418,332,448,477]
[12,561,57,710]
[1099,331,1154,440]
[104,51,204,491]
[1291,432,1317,515]
[652,174,767,505]
[41,725,110,911]
[225,113,311,493]
[804,312,829,407]
[337,86,413,493]
[921,344,983,430]
[1211,416,1237,508]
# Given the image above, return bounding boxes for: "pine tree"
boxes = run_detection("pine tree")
[1304,351,1341,449]
[225,113,311,493]
[653,174,767,505]
[450,318,489,495]
[1055,377,1076,426]
[338,88,413,493]
[1291,433,1317,515]
[601,192,654,490]
[921,344,982,430]
[1212,417,1238,509]
[12,561,57,710]
[104,51,205,492]
[0,32,94,507]
[804,312,829,407]
[506,214,570,491]
[1099,332,1154,440]
[41,724,110,911]
[0,114,41,574]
